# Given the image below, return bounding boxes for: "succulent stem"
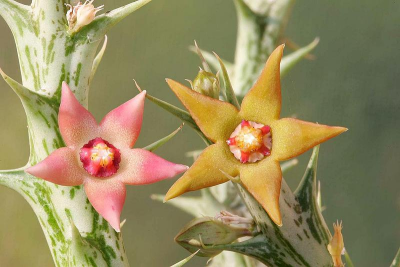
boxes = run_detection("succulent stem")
[0,0,152,265]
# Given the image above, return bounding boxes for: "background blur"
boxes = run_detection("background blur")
[0,0,399,266]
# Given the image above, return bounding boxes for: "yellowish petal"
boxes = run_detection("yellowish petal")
[165,142,239,201]
[239,159,282,226]
[272,118,347,161]
[239,45,285,125]
[166,79,241,142]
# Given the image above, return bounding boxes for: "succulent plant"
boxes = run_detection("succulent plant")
[0,0,398,267]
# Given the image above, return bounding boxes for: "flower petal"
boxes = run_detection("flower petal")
[272,118,347,161]
[119,148,188,185]
[25,147,85,186]
[100,91,146,148]
[165,142,239,201]
[84,179,126,232]
[166,79,241,142]
[239,45,285,125]
[59,82,99,149]
[240,159,282,226]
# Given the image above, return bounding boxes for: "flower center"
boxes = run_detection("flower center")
[227,120,272,163]
[80,137,121,177]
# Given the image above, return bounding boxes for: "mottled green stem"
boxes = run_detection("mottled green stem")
[0,0,152,266]
[233,0,295,96]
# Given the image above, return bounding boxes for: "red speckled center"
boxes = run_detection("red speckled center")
[227,120,272,163]
[80,137,121,177]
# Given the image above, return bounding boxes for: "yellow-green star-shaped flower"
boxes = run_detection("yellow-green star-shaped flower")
[164,45,347,226]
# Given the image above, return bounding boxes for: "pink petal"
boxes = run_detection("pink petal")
[118,148,188,185]
[100,91,146,148]
[59,82,99,149]
[25,147,85,186]
[84,178,126,232]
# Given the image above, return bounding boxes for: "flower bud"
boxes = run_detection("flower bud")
[174,217,252,257]
[66,1,104,34]
[192,70,220,99]
[327,221,345,267]
[76,3,98,28]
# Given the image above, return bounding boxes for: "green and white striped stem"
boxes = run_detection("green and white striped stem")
[0,0,152,266]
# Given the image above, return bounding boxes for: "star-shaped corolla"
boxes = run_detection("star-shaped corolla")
[164,45,347,226]
[26,82,188,232]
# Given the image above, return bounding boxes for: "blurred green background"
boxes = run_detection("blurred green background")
[0,0,399,266]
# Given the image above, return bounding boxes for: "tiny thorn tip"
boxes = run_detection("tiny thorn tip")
[133,79,142,92]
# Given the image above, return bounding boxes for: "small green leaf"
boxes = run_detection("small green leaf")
[280,38,320,78]
[89,35,108,85]
[152,194,203,217]
[294,146,320,202]
[189,46,233,74]
[68,219,107,267]
[142,89,212,145]
[143,124,183,152]
[0,68,49,102]
[84,0,152,38]
[212,234,275,265]
[151,188,225,218]
[193,41,212,72]
[170,251,199,267]
[0,68,63,162]
[175,217,252,257]
[214,53,240,109]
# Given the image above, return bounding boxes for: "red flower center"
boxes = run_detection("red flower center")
[227,120,272,163]
[80,137,121,177]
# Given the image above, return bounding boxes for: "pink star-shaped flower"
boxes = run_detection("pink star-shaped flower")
[26,82,188,232]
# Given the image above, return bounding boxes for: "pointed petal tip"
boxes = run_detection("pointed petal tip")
[110,219,121,232]
[164,186,180,202]
[178,164,190,172]
[84,180,125,234]
[100,89,147,147]
[61,82,73,101]
[165,78,183,89]
[25,164,39,177]
[165,78,173,85]
[264,205,282,226]
[168,163,189,178]
[61,81,70,92]
[332,126,348,135]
